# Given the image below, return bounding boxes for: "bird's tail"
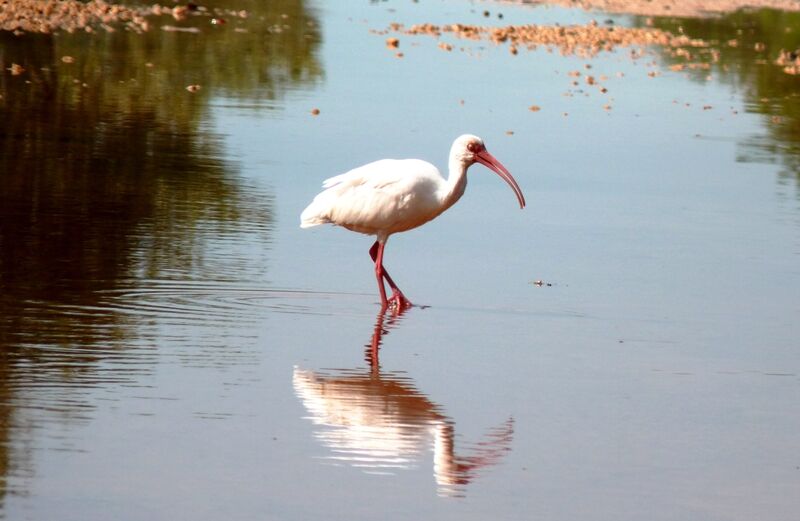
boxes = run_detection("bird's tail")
[300,200,329,228]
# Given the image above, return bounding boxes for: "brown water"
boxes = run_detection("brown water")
[1,1,799,520]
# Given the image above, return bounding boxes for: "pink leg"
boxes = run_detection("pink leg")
[369,241,411,309]
[371,241,389,306]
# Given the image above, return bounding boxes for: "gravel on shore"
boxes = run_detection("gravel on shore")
[511,0,800,17]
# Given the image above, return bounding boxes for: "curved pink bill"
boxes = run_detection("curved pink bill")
[475,149,526,209]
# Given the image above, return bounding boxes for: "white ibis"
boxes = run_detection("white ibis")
[300,134,525,309]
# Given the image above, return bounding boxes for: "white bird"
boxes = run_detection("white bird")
[300,134,525,309]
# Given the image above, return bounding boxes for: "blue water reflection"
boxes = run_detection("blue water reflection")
[294,309,514,497]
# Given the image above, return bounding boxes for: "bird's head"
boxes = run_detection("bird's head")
[451,134,486,165]
[451,134,526,209]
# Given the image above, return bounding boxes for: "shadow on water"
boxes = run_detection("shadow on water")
[293,308,514,498]
[0,0,322,507]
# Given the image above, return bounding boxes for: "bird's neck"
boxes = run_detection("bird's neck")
[440,159,468,211]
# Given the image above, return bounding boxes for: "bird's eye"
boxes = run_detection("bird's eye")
[467,142,477,152]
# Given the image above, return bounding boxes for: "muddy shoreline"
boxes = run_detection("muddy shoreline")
[0,0,247,34]
[4,0,800,36]
[512,0,800,17]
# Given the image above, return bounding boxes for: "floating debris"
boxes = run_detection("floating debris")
[162,25,201,33]
[8,63,25,75]
[529,105,541,111]
[185,84,201,93]
[775,49,800,75]
[386,37,400,49]
[171,5,188,21]
[310,108,320,116]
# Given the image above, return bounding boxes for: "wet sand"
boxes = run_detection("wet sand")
[381,2,800,76]
[0,0,154,33]
[383,21,708,58]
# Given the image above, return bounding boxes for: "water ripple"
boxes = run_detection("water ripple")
[96,280,368,323]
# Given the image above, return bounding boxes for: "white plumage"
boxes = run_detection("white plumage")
[301,159,452,237]
[301,134,525,309]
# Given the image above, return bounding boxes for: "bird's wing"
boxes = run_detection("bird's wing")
[321,159,425,189]
[303,159,442,234]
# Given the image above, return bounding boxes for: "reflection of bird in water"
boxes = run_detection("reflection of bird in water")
[300,135,525,310]
[293,309,514,497]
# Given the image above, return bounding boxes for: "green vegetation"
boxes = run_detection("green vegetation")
[640,9,800,187]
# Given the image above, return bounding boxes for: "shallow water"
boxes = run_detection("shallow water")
[1,1,799,520]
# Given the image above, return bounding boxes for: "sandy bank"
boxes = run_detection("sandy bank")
[512,0,800,17]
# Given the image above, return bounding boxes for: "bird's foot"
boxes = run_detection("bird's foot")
[388,291,412,311]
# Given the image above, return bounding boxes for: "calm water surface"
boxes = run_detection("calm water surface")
[1,1,799,520]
